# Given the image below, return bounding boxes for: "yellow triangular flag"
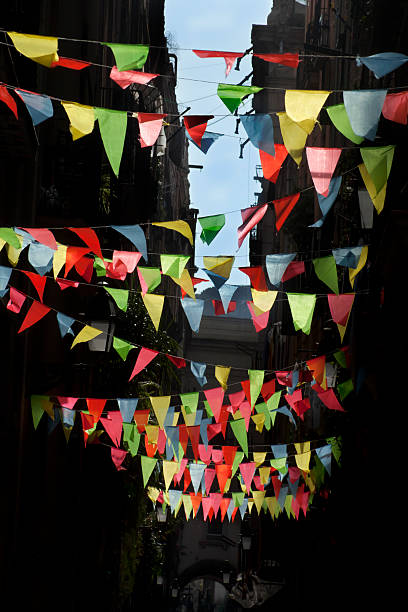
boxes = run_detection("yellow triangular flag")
[163,460,179,491]
[295,450,311,472]
[142,293,165,331]
[359,163,387,214]
[253,491,266,515]
[251,289,278,313]
[150,396,170,430]
[251,414,265,433]
[174,497,183,518]
[266,496,277,518]
[181,406,196,427]
[349,245,368,288]
[253,452,267,467]
[170,268,196,299]
[172,412,180,426]
[224,478,231,493]
[259,466,271,486]
[203,256,234,278]
[145,424,159,445]
[295,441,310,455]
[152,221,194,246]
[277,111,311,166]
[6,243,22,266]
[8,31,59,67]
[215,365,231,390]
[285,89,331,125]
[53,243,67,279]
[0,238,6,252]
[71,325,103,349]
[147,486,160,503]
[61,102,95,141]
[182,494,193,520]
[304,472,316,494]
[248,499,255,514]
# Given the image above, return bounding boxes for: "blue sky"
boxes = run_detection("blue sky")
[165,1,272,285]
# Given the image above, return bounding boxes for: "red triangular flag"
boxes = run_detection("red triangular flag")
[187,426,200,461]
[307,356,326,387]
[100,411,123,448]
[240,380,251,404]
[207,423,222,441]
[111,447,127,471]
[183,467,192,492]
[238,203,268,249]
[56,278,79,290]
[222,445,237,466]
[129,347,158,381]
[69,227,103,260]
[20,227,57,250]
[0,84,18,119]
[219,405,229,438]
[64,246,92,277]
[86,398,106,424]
[220,497,230,522]
[254,52,300,68]
[75,256,93,282]
[317,388,345,412]
[271,475,282,498]
[157,428,166,455]
[184,115,214,147]
[18,301,50,333]
[281,261,305,283]
[179,424,189,454]
[198,445,213,464]
[133,409,149,432]
[7,287,26,313]
[247,302,270,332]
[273,193,300,231]
[21,271,47,302]
[204,387,225,422]
[144,437,157,457]
[238,266,268,291]
[259,145,288,183]
[192,49,244,77]
[215,464,232,493]
[51,57,91,70]
[261,379,276,401]
[166,355,186,368]
[213,300,236,315]
[327,293,355,326]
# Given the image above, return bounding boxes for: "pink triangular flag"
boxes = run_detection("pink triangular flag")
[210,492,223,517]
[204,467,216,494]
[237,204,268,249]
[201,496,213,521]
[281,261,305,283]
[382,91,408,125]
[7,287,26,313]
[192,49,243,77]
[129,347,158,381]
[100,411,123,448]
[18,301,50,333]
[239,462,257,494]
[327,293,355,326]
[239,401,252,432]
[198,444,213,465]
[111,447,127,471]
[57,397,78,410]
[204,387,225,423]
[56,278,79,290]
[247,302,270,332]
[306,147,342,196]
[207,423,222,441]
[317,388,345,412]
[212,449,224,465]
[138,112,166,147]
[220,497,231,521]
[112,250,142,274]
[20,227,57,250]
[288,466,301,483]
[174,458,188,485]
[229,390,246,412]
[110,65,158,88]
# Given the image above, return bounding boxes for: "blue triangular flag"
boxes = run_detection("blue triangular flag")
[168,489,183,513]
[57,312,75,337]
[286,369,299,395]
[271,444,287,459]
[164,426,180,461]
[61,407,75,428]
[265,252,296,286]
[181,297,205,332]
[239,497,249,519]
[164,406,176,427]
[315,444,332,475]
[227,498,235,521]
[205,269,228,290]
[47,407,61,434]
[309,175,342,228]
[277,485,288,509]
[189,463,206,494]
[240,113,275,156]
[186,130,222,154]
[200,418,211,449]
[343,89,387,140]
[332,246,363,268]
[276,406,297,427]
[191,361,207,387]
[356,52,408,79]
[28,242,54,275]
[15,89,53,126]
[117,398,138,423]
[288,478,299,498]
[111,224,147,261]
[218,284,239,314]
[0,265,12,291]
[194,409,203,426]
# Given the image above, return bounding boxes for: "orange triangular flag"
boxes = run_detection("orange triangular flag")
[215,464,232,493]
[259,145,288,183]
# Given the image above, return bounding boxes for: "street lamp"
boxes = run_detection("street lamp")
[242,535,252,551]
[157,506,167,523]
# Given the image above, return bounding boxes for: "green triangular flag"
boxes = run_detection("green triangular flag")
[230,418,248,457]
[284,494,294,518]
[0,227,21,249]
[103,42,149,71]
[231,450,244,478]
[287,293,316,335]
[105,287,129,312]
[267,391,281,415]
[123,423,141,456]
[94,256,109,277]
[141,455,157,487]
[312,456,326,487]
[360,145,395,195]
[232,491,245,508]
[95,107,127,176]
[217,84,263,113]
[113,337,133,361]
[137,266,162,293]
[270,457,287,472]
[248,369,264,408]
[31,395,52,429]
[333,350,348,368]
[160,254,190,279]
[337,378,354,401]
[180,392,199,415]
[326,103,364,144]
[203,400,213,419]
[255,402,271,430]
[327,436,342,465]
[313,255,339,294]
[198,214,226,245]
